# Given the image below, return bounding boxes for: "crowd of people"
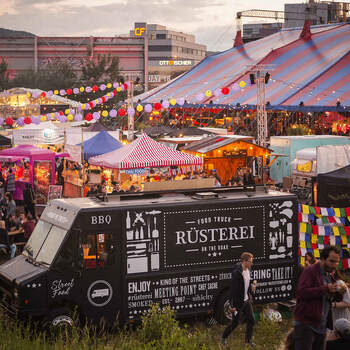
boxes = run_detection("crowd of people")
[0,183,37,260]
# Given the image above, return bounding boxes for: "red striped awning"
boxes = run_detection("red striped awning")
[89,133,203,169]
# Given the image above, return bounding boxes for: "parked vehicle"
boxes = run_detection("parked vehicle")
[0,187,298,329]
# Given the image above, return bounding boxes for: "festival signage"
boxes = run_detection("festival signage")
[124,199,298,318]
[13,128,65,145]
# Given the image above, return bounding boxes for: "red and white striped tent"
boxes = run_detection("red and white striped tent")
[89,133,203,169]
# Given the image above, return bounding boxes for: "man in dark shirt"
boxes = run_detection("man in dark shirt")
[294,246,340,350]
[22,213,35,241]
[326,318,350,350]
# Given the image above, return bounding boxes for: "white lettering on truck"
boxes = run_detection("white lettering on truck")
[176,225,255,245]
[91,215,112,225]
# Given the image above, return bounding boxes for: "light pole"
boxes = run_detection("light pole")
[127,80,134,142]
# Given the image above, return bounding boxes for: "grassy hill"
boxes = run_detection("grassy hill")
[0,28,34,37]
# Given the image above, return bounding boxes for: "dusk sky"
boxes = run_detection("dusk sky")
[2,0,306,51]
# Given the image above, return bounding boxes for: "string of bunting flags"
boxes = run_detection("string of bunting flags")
[298,204,350,269]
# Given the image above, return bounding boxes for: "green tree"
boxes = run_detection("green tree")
[81,54,121,83]
[0,58,10,91]
[10,59,76,90]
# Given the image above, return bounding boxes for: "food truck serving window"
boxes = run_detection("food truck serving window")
[23,220,68,265]
[80,232,115,269]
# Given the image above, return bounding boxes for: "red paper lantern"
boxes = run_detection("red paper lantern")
[112,90,117,96]
[5,117,13,126]
[123,83,128,90]
[154,102,162,111]
[221,87,230,95]
[40,92,46,98]
[89,102,94,108]
[66,89,73,95]
[24,117,32,124]
[92,85,99,92]
[85,113,93,121]
[101,97,106,103]
[59,111,64,115]
[118,108,126,117]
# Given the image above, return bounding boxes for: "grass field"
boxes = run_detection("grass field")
[0,304,292,350]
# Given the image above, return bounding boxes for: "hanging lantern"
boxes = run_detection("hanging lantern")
[205,90,212,97]
[54,90,59,95]
[221,87,230,95]
[67,114,74,121]
[40,92,46,98]
[101,110,109,117]
[40,115,47,122]
[79,87,85,92]
[92,85,99,92]
[5,117,13,126]
[66,89,73,95]
[136,104,144,112]
[88,102,94,108]
[106,83,112,89]
[239,81,246,88]
[154,102,162,111]
[170,98,177,106]
[118,108,126,117]
[85,113,93,121]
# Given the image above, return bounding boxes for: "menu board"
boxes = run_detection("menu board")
[34,161,52,197]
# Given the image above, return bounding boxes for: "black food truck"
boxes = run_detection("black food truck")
[0,188,298,329]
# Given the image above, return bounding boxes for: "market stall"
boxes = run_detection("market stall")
[78,130,123,161]
[0,145,57,202]
[89,133,204,191]
[181,135,269,185]
[62,131,123,197]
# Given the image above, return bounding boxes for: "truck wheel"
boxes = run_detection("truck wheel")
[44,307,74,335]
[215,291,233,325]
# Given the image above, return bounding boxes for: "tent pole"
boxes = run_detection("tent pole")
[81,128,84,197]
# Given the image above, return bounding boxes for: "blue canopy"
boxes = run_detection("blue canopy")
[78,130,123,161]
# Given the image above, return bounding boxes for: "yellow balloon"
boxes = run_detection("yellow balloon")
[67,114,74,121]
[170,98,177,106]
[106,83,112,89]
[40,115,46,122]
[50,113,55,118]
[65,109,70,115]
[26,92,31,97]
[80,87,84,92]
[102,110,108,117]
[205,90,212,97]
[95,99,99,104]
[116,87,122,92]
[239,81,246,88]
[136,104,143,112]
[54,90,59,95]
[107,93,111,98]
[81,104,86,110]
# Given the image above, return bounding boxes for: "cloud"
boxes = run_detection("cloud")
[1,0,288,49]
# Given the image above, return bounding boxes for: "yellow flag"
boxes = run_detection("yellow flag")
[302,204,310,214]
[333,226,340,236]
[299,222,307,233]
[300,241,306,248]
[314,249,320,258]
